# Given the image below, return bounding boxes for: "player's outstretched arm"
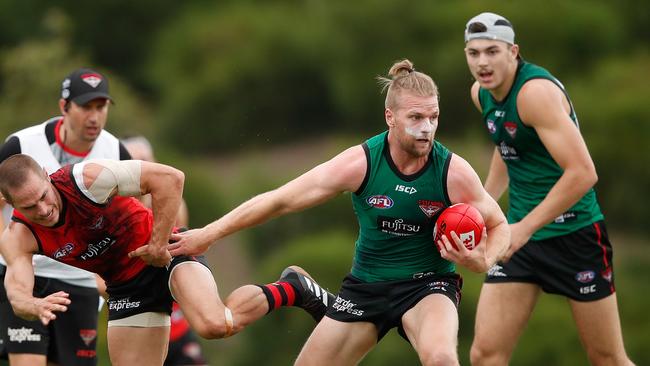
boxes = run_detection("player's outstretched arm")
[169,145,367,256]
[1,222,70,325]
[440,154,510,272]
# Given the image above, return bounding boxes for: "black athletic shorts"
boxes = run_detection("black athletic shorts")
[485,220,615,301]
[164,329,207,366]
[106,255,209,321]
[0,264,99,365]
[326,272,462,341]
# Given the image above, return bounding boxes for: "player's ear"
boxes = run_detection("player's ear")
[385,108,395,128]
[59,99,68,115]
[510,43,519,59]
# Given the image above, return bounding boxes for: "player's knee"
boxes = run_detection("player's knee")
[470,342,505,366]
[418,347,458,366]
[585,347,631,366]
[192,316,229,339]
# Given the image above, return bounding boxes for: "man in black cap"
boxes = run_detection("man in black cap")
[0,68,131,366]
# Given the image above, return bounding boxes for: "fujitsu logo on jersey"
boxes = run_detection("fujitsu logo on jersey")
[377,216,422,236]
[498,141,519,160]
[366,195,394,209]
[77,236,116,260]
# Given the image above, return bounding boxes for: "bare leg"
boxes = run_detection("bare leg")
[402,294,459,366]
[169,262,229,339]
[294,317,377,366]
[569,294,634,366]
[8,354,47,366]
[470,283,540,366]
[108,326,169,366]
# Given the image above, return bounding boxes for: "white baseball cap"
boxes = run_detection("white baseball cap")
[464,12,515,44]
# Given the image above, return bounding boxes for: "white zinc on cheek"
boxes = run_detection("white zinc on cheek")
[405,118,435,138]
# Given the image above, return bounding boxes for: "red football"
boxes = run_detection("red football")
[434,203,485,250]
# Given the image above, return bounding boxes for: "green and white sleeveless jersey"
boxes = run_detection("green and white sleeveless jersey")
[478,61,603,240]
[351,131,454,282]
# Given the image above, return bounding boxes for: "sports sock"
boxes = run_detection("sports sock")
[257,281,303,314]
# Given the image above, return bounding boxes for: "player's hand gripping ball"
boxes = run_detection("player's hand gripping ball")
[434,203,485,250]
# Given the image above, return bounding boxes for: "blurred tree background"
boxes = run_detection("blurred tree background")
[0,0,648,364]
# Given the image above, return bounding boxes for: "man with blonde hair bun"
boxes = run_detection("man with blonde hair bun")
[169,59,510,365]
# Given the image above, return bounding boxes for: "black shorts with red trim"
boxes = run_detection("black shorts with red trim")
[0,265,99,365]
[106,255,209,321]
[325,272,462,341]
[485,220,615,301]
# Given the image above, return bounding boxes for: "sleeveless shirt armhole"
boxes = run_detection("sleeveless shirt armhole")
[354,143,371,196]
[44,118,60,145]
[0,136,21,162]
[11,217,44,254]
[441,152,453,206]
[119,142,133,160]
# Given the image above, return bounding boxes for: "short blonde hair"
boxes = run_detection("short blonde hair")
[377,59,439,109]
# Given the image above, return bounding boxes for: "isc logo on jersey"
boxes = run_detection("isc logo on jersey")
[395,185,417,194]
[367,195,393,209]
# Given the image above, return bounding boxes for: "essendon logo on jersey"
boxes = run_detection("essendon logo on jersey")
[418,200,444,218]
[601,267,613,283]
[366,195,393,209]
[504,121,517,138]
[79,329,97,346]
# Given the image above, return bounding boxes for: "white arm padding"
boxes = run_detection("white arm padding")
[72,160,142,204]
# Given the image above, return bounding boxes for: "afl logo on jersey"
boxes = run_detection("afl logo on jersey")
[487,119,497,134]
[367,195,394,209]
[54,243,75,259]
[575,270,595,283]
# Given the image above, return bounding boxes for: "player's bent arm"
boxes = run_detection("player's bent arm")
[0,199,6,233]
[139,161,184,252]
[483,147,509,200]
[516,79,598,236]
[77,160,184,253]
[198,145,367,248]
[447,154,510,267]
[1,222,41,320]
[470,81,482,112]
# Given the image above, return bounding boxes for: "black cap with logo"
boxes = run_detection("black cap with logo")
[61,68,113,105]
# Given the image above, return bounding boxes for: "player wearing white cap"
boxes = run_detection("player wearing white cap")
[464,12,634,366]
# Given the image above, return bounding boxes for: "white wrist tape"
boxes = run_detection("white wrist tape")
[224,307,234,337]
[73,159,142,204]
